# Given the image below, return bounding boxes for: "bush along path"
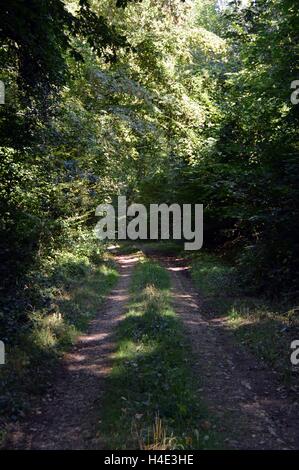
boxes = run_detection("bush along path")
[5,254,139,449]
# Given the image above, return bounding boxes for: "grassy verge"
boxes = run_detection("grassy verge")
[190,253,299,386]
[0,231,118,438]
[100,258,219,450]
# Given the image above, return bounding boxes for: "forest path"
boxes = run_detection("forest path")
[6,254,138,450]
[149,253,299,450]
[6,249,299,450]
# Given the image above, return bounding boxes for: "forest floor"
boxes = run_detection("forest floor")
[4,247,299,450]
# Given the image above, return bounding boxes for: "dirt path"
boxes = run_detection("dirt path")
[6,249,299,450]
[158,254,299,450]
[6,254,138,450]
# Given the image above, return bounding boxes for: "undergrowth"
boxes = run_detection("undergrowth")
[0,230,118,434]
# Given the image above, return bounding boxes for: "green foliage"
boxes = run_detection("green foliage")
[217,0,299,295]
[171,0,299,296]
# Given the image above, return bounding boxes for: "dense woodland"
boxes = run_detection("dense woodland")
[1,0,299,440]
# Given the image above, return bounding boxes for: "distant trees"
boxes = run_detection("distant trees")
[0,0,298,305]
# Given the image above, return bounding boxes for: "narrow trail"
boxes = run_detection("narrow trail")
[6,254,138,450]
[6,250,299,450]
[157,254,299,450]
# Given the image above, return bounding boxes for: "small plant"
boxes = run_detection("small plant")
[141,414,175,450]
